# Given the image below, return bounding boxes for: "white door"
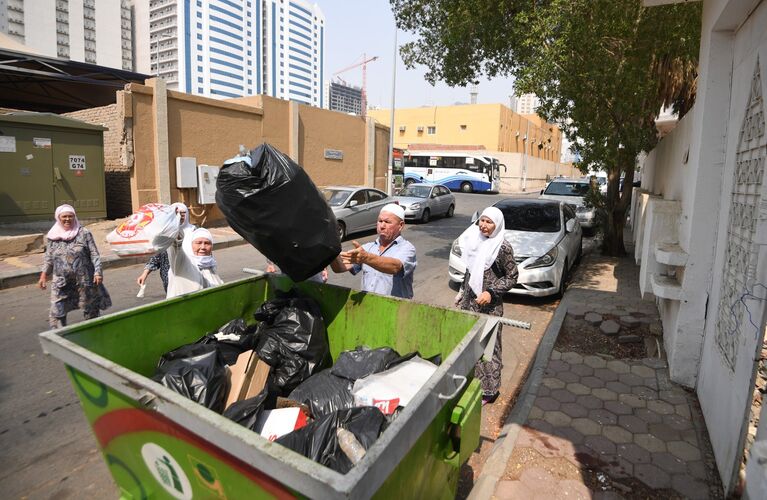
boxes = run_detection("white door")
[696,15,767,494]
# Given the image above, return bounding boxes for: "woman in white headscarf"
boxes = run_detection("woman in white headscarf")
[38,204,112,327]
[166,226,224,298]
[454,206,518,404]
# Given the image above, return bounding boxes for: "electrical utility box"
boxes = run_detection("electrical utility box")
[0,112,107,223]
[176,157,198,188]
[197,165,220,204]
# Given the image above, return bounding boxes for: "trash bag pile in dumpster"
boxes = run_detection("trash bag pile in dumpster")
[215,143,341,282]
[152,290,441,473]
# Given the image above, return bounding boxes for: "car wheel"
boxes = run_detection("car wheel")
[557,260,568,298]
[575,237,583,265]
[404,178,415,187]
[460,182,473,193]
[420,208,431,223]
[446,204,455,217]
[337,221,346,241]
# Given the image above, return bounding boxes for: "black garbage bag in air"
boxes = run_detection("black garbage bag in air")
[195,318,258,365]
[330,346,401,382]
[288,369,354,418]
[215,143,341,282]
[153,344,230,413]
[254,295,331,394]
[222,388,275,431]
[276,407,385,474]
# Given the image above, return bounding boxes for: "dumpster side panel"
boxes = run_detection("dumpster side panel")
[63,280,269,376]
[67,367,299,499]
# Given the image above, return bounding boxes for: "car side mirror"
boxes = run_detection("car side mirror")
[565,219,576,233]
[431,192,437,198]
[470,211,480,223]
[349,200,358,207]
[540,189,544,195]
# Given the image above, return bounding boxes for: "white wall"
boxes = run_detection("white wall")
[95,1,122,68]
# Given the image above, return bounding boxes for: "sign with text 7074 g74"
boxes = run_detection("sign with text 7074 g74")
[69,155,86,170]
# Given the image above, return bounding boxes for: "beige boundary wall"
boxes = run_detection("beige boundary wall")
[115,78,389,225]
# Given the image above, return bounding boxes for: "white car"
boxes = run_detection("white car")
[539,178,597,229]
[448,199,583,297]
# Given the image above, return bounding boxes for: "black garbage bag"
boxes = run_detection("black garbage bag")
[196,318,258,365]
[254,295,331,394]
[153,344,230,413]
[276,407,385,474]
[222,388,275,431]
[330,346,401,381]
[288,369,354,418]
[215,143,341,282]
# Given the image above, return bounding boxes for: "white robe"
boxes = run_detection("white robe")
[166,238,223,298]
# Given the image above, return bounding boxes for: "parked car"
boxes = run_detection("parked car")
[392,183,456,223]
[539,177,597,228]
[448,199,583,298]
[321,186,391,240]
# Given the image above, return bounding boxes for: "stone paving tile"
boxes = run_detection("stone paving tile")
[551,389,577,403]
[635,408,663,424]
[618,372,644,387]
[542,377,566,390]
[642,377,659,390]
[605,380,631,395]
[675,403,692,419]
[687,460,708,480]
[552,426,585,446]
[650,451,687,474]
[589,408,618,426]
[581,375,606,389]
[634,433,666,453]
[557,479,592,499]
[548,359,570,373]
[561,402,589,419]
[668,440,701,461]
[550,349,562,360]
[529,405,544,420]
[592,387,618,401]
[538,385,551,397]
[576,394,604,410]
[671,474,710,500]
[561,352,584,365]
[634,463,672,489]
[572,417,602,436]
[602,425,632,444]
[558,371,581,384]
[566,383,591,396]
[630,364,656,379]
[583,355,607,369]
[519,467,559,494]
[606,360,630,374]
[646,399,675,415]
[631,385,658,400]
[585,435,617,455]
[592,491,626,500]
[681,429,699,446]
[602,454,634,479]
[647,422,681,442]
[617,414,648,434]
[615,442,651,464]
[571,363,594,377]
[593,368,622,384]
[604,400,633,416]
[618,393,647,409]
[659,389,688,405]
[663,413,694,431]
[536,396,560,412]
[543,410,572,427]
[528,419,555,434]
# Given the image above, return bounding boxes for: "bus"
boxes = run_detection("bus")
[401,151,505,193]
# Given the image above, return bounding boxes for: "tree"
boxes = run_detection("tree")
[391,0,701,255]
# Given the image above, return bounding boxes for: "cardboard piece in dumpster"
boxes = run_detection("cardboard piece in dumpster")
[225,350,271,408]
[254,407,309,441]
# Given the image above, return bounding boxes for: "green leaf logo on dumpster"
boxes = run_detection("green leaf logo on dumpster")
[141,443,193,499]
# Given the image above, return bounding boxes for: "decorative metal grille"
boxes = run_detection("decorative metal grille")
[716,60,766,370]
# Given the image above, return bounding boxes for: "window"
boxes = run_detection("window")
[197,55,202,61]
[197,34,202,39]
[427,126,436,135]
[349,190,367,206]
[367,190,386,203]
[198,66,203,71]
[198,77,203,82]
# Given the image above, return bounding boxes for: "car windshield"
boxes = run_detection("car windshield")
[500,203,561,233]
[543,181,590,196]
[398,186,431,198]
[321,188,352,207]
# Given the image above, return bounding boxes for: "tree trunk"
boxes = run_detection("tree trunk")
[601,150,636,256]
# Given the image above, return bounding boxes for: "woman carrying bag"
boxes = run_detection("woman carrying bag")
[454,207,518,405]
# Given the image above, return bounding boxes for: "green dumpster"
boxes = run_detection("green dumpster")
[39,275,498,499]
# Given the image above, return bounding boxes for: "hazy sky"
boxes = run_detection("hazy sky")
[319,1,518,110]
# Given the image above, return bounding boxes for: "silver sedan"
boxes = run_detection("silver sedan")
[321,186,391,240]
[392,183,456,223]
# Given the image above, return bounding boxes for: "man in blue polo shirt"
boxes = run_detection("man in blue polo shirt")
[331,203,417,299]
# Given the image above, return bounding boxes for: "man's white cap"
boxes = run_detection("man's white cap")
[380,203,405,221]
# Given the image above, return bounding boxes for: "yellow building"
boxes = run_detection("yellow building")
[369,103,562,163]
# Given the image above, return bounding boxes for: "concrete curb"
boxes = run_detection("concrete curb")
[0,235,247,290]
[468,294,571,499]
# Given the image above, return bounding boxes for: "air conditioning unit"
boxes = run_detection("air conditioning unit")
[399,126,406,132]
[417,126,424,132]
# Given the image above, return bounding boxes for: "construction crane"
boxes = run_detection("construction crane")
[333,54,378,118]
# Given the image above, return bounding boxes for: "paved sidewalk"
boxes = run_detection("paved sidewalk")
[0,220,245,289]
[472,251,722,499]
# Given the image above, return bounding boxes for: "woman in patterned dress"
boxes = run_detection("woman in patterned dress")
[454,207,518,404]
[38,204,112,328]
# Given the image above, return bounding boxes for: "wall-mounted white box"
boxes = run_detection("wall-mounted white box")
[176,157,198,188]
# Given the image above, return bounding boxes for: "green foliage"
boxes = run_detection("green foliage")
[391,0,702,254]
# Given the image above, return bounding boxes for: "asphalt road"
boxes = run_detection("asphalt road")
[0,192,595,499]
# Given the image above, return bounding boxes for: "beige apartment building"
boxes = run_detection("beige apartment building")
[368,103,562,163]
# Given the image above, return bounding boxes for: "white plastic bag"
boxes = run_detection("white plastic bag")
[107,204,180,258]
[352,357,437,410]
